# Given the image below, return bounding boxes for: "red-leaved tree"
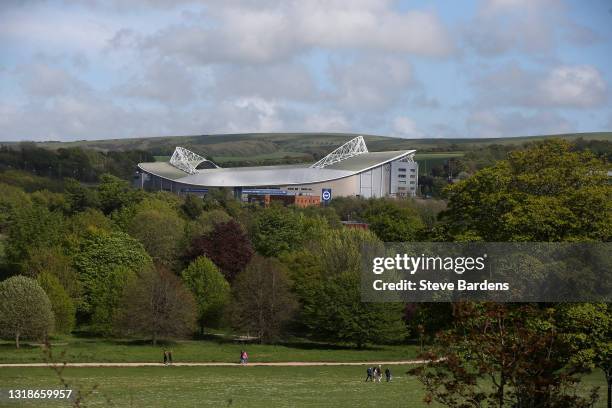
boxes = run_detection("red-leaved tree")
[188,219,253,282]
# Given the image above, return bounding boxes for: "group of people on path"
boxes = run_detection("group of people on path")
[365,365,392,383]
[163,350,173,365]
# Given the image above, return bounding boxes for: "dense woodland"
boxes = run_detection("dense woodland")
[0,139,610,406]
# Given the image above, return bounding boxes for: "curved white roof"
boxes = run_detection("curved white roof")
[138,150,415,187]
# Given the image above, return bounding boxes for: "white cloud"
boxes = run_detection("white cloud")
[18,62,91,97]
[140,2,454,64]
[303,111,350,132]
[473,63,608,108]
[465,0,565,56]
[117,59,212,106]
[392,116,424,138]
[329,56,414,112]
[212,62,319,101]
[539,65,607,108]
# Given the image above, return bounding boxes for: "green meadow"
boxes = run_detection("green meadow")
[1,366,607,408]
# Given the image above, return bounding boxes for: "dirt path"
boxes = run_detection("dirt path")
[0,360,431,368]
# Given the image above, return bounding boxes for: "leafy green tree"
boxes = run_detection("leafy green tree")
[181,194,204,219]
[228,256,297,342]
[439,140,611,241]
[73,229,152,333]
[250,206,305,256]
[23,246,81,303]
[37,272,76,334]
[30,190,69,213]
[185,209,232,242]
[0,183,31,231]
[115,266,197,345]
[182,257,230,332]
[5,204,64,272]
[557,303,612,408]
[64,178,100,213]
[126,199,185,268]
[66,208,113,237]
[328,196,370,221]
[298,229,406,348]
[0,276,54,348]
[362,199,424,241]
[97,174,142,214]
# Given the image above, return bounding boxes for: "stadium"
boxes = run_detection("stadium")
[136,136,418,206]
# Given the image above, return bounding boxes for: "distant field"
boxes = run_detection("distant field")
[0,337,419,364]
[213,150,311,164]
[414,152,464,160]
[0,366,606,408]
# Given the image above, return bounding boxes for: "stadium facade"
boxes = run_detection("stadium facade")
[136,136,418,206]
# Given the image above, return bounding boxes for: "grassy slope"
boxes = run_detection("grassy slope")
[22,131,612,156]
[0,367,606,408]
[0,338,419,364]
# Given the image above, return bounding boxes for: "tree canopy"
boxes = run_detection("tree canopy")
[0,276,54,348]
[182,256,230,332]
[439,139,611,241]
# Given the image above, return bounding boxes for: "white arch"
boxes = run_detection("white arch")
[169,146,218,174]
[310,136,368,168]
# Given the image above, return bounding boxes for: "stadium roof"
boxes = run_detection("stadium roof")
[138,137,415,187]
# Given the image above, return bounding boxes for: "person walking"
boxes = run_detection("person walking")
[239,350,245,365]
[385,368,392,382]
[375,365,382,383]
[365,367,373,382]
[243,351,248,365]
[168,350,173,365]
[163,350,168,366]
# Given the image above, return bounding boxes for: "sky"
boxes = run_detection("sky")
[0,0,611,142]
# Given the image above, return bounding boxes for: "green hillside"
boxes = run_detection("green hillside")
[14,131,612,158]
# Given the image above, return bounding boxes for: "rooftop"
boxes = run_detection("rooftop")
[138,137,415,187]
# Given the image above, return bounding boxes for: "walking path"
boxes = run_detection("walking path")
[0,360,432,368]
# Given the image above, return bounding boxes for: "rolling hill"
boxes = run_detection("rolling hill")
[3,132,611,165]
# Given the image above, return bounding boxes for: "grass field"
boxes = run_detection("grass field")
[0,366,607,408]
[0,337,419,364]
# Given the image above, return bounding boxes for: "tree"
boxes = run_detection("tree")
[362,199,424,242]
[5,204,64,272]
[297,229,406,347]
[126,199,185,268]
[115,266,197,345]
[73,229,152,333]
[182,257,230,333]
[185,209,232,242]
[228,256,297,342]
[181,194,204,219]
[23,246,81,301]
[37,272,76,334]
[439,140,611,241]
[0,276,54,348]
[64,178,100,213]
[189,220,253,281]
[557,303,612,408]
[97,174,142,214]
[0,183,31,231]
[250,207,305,256]
[409,303,599,407]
